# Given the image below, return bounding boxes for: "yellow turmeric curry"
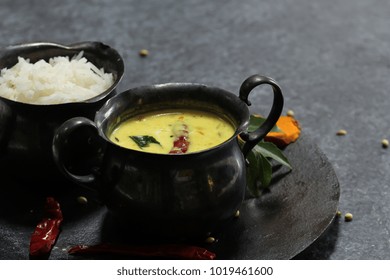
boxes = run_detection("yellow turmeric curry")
[109,109,235,154]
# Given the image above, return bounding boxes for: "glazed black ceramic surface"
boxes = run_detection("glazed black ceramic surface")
[0,41,124,182]
[52,75,283,237]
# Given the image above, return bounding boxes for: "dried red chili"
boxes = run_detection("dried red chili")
[68,243,216,260]
[169,123,190,154]
[29,197,63,257]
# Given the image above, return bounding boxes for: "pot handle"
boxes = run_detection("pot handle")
[0,99,13,154]
[52,117,104,189]
[239,74,284,157]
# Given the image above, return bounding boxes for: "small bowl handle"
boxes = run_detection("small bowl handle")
[239,74,284,157]
[52,117,104,189]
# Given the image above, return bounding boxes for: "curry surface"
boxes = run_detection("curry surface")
[109,109,235,154]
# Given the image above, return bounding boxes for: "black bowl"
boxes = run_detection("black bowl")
[0,41,124,182]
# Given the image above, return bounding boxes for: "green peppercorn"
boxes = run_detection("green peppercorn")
[336,129,347,136]
[381,139,389,148]
[205,236,216,243]
[139,49,149,57]
[286,110,295,117]
[344,212,353,222]
[77,196,88,205]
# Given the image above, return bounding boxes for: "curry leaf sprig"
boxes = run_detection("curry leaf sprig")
[245,115,292,197]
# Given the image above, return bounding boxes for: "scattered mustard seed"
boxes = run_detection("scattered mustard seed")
[336,129,347,136]
[205,236,216,244]
[344,212,353,222]
[286,110,295,117]
[77,196,88,205]
[139,49,149,57]
[381,139,389,148]
[336,210,342,217]
[234,210,240,218]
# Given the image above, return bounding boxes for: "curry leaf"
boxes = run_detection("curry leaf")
[258,153,273,189]
[246,150,261,197]
[246,149,273,196]
[245,114,293,198]
[253,142,292,169]
[248,115,281,133]
[129,135,161,149]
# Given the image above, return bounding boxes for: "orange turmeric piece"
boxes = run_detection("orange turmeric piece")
[265,116,301,148]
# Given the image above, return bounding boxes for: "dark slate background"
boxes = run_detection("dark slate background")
[1,0,390,259]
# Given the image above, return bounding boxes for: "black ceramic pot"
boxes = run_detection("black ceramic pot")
[52,74,284,237]
[0,41,124,182]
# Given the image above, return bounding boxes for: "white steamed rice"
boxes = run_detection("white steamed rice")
[0,51,114,104]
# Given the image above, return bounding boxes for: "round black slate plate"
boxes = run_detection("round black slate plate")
[0,133,339,260]
[213,132,340,259]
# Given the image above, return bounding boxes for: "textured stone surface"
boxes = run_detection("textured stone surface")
[1,0,390,259]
